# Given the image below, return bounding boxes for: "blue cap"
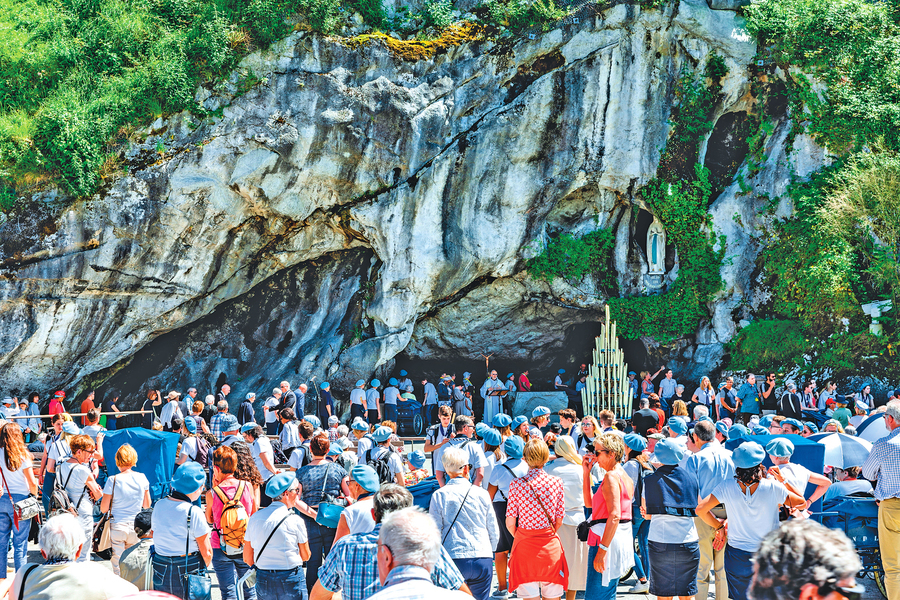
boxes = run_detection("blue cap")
[350,465,380,492]
[240,423,256,433]
[624,433,647,452]
[654,438,685,465]
[220,414,239,433]
[759,415,774,428]
[532,406,551,419]
[321,382,330,390]
[172,462,206,495]
[61,422,80,435]
[492,413,512,428]
[356,379,365,387]
[628,371,636,375]
[782,418,803,431]
[667,416,688,436]
[855,399,869,412]
[474,422,489,438]
[698,415,714,424]
[766,438,794,457]
[266,472,298,498]
[824,419,841,430]
[304,415,321,429]
[729,424,749,440]
[805,421,819,434]
[505,435,524,459]
[751,425,769,435]
[327,446,342,456]
[558,369,566,375]
[715,421,729,438]
[370,379,381,388]
[184,418,197,434]
[389,378,398,386]
[512,415,528,430]
[408,450,426,469]
[507,373,514,379]
[733,441,766,469]
[463,372,471,378]
[352,420,369,432]
[399,370,407,376]
[372,426,392,443]
[482,428,502,447]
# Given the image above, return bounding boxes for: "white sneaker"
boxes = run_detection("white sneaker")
[628,580,650,594]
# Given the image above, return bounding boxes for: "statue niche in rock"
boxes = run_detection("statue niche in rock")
[645,218,666,291]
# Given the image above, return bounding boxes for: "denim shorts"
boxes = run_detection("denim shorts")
[256,566,307,600]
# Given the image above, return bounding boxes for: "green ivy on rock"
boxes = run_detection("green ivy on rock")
[527,229,617,293]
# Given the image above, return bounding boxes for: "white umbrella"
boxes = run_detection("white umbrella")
[857,413,890,443]
[808,432,873,468]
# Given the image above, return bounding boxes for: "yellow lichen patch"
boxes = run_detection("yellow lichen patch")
[342,22,485,61]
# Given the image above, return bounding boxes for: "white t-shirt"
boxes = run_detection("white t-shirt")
[57,462,93,516]
[245,503,309,570]
[777,463,812,497]
[383,387,400,406]
[264,397,280,424]
[434,438,488,475]
[482,453,498,491]
[488,458,529,502]
[180,437,199,462]
[47,439,71,468]
[342,496,376,534]
[151,498,211,556]
[81,425,106,446]
[356,435,374,459]
[103,471,150,525]
[713,478,788,552]
[350,389,365,407]
[0,449,32,496]
[253,437,276,479]
[545,458,585,526]
[287,444,309,470]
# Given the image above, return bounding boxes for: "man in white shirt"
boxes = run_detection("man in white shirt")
[159,392,183,431]
[0,397,19,421]
[263,388,282,435]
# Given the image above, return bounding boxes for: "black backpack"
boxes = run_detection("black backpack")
[365,448,393,484]
[193,436,211,466]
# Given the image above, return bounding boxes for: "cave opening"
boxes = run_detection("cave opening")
[215,372,228,391]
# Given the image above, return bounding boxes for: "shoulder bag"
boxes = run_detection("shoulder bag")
[93,477,115,555]
[315,463,344,528]
[441,482,473,544]
[0,460,40,530]
[184,506,212,600]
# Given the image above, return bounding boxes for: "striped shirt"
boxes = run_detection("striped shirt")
[862,427,900,500]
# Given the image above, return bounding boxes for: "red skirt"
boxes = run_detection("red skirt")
[508,527,569,591]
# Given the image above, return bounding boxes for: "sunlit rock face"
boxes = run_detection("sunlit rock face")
[0,0,829,407]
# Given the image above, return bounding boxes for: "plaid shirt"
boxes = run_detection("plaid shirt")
[862,427,900,500]
[328,427,342,443]
[317,524,464,600]
[506,468,565,529]
[210,413,227,442]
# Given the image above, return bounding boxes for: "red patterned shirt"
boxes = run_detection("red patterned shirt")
[506,468,565,530]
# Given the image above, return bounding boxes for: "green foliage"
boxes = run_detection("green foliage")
[744,0,900,152]
[346,0,389,30]
[527,229,617,291]
[422,0,453,30]
[609,57,727,341]
[726,320,808,370]
[479,0,566,33]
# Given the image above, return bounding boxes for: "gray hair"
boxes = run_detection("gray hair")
[379,507,441,572]
[750,520,861,600]
[298,384,308,392]
[886,399,900,423]
[440,446,468,476]
[273,480,299,503]
[187,388,197,394]
[373,484,413,523]
[205,394,215,404]
[693,405,709,420]
[693,420,715,442]
[273,388,282,396]
[280,381,291,388]
[639,398,650,409]
[336,424,349,437]
[217,400,228,411]
[40,514,86,561]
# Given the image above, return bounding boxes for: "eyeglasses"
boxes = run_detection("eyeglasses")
[819,580,865,600]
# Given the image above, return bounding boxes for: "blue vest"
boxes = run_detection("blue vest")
[643,464,700,516]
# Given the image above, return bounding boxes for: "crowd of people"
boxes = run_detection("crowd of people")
[0,366,895,600]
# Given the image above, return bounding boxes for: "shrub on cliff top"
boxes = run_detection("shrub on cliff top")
[527,229,617,291]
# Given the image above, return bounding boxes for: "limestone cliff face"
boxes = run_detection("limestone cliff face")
[0,0,829,405]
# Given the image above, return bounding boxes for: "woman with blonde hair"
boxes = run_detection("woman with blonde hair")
[0,423,38,577]
[582,433,634,600]
[101,444,151,575]
[545,436,587,600]
[671,400,689,418]
[57,434,103,562]
[692,377,714,410]
[506,439,567,600]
